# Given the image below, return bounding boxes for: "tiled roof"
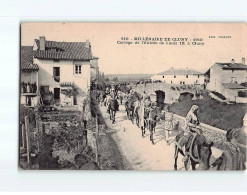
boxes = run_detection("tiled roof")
[216,63,247,70]
[21,46,39,70]
[222,83,247,89]
[34,39,92,61]
[157,69,203,76]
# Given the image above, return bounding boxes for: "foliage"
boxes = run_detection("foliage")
[113,77,118,82]
[238,91,247,97]
[52,120,84,153]
[60,87,79,97]
[240,82,247,87]
[169,91,247,130]
[19,105,36,128]
[90,90,105,125]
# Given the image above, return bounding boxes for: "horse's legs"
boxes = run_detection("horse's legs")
[113,111,116,124]
[191,160,196,170]
[141,126,144,137]
[131,111,134,124]
[150,125,154,145]
[109,110,112,120]
[136,116,139,128]
[184,156,189,171]
[143,120,146,134]
[151,131,154,145]
[174,145,179,170]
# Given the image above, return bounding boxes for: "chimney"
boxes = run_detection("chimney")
[231,59,235,64]
[86,39,90,48]
[171,67,174,72]
[39,36,46,51]
[242,57,245,65]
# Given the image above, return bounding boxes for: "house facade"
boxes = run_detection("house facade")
[20,46,39,107]
[151,67,205,85]
[206,58,247,102]
[21,36,92,109]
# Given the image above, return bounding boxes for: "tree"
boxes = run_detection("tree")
[113,77,118,82]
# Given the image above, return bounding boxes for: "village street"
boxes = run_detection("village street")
[100,104,185,170]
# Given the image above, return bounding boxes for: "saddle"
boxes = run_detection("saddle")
[176,133,200,162]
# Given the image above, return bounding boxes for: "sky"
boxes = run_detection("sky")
[21,23,247,75]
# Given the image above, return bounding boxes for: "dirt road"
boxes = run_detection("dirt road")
[100,104,185,170]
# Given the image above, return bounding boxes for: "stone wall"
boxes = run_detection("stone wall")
[133,83,201,104]
[171,113,247,152]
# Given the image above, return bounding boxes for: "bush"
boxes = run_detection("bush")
[238,91,247,97]
[19,105,36,128]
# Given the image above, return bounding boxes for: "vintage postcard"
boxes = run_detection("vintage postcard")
[19,23,247,170]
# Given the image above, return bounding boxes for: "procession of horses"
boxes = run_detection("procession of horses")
[94,84,246,171]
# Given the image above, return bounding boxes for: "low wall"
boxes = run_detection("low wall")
[171,113,247,152]
[236,97,247,103]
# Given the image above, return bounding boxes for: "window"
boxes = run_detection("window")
[186,75,188,78]
[54,88,60,99]
[53,67,60,82]
[174,75,176,78]
[53,67,60,76]
[162,76,164,78]
[198,75,200,78]
[75,65,82,74]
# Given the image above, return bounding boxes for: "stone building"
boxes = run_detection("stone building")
[151,67,205,85]
[206,58,247,102]
[20,36,93,109]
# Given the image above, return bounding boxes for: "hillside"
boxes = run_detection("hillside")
[105,74,153,81]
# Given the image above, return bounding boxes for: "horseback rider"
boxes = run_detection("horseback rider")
[179,105,202,162]
[139,91,152,129]
[107,88,119,114]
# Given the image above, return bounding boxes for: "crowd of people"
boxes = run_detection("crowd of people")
[93,83,246,170]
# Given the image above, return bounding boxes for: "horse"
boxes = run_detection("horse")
[139,98,152,137]
[174,133,214,170]
[144,106,160,145]
[108,93,119,124]
[133,99,141,128]
[125,92,142,124]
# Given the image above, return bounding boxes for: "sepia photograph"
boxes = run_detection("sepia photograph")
[19,23,247,171]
